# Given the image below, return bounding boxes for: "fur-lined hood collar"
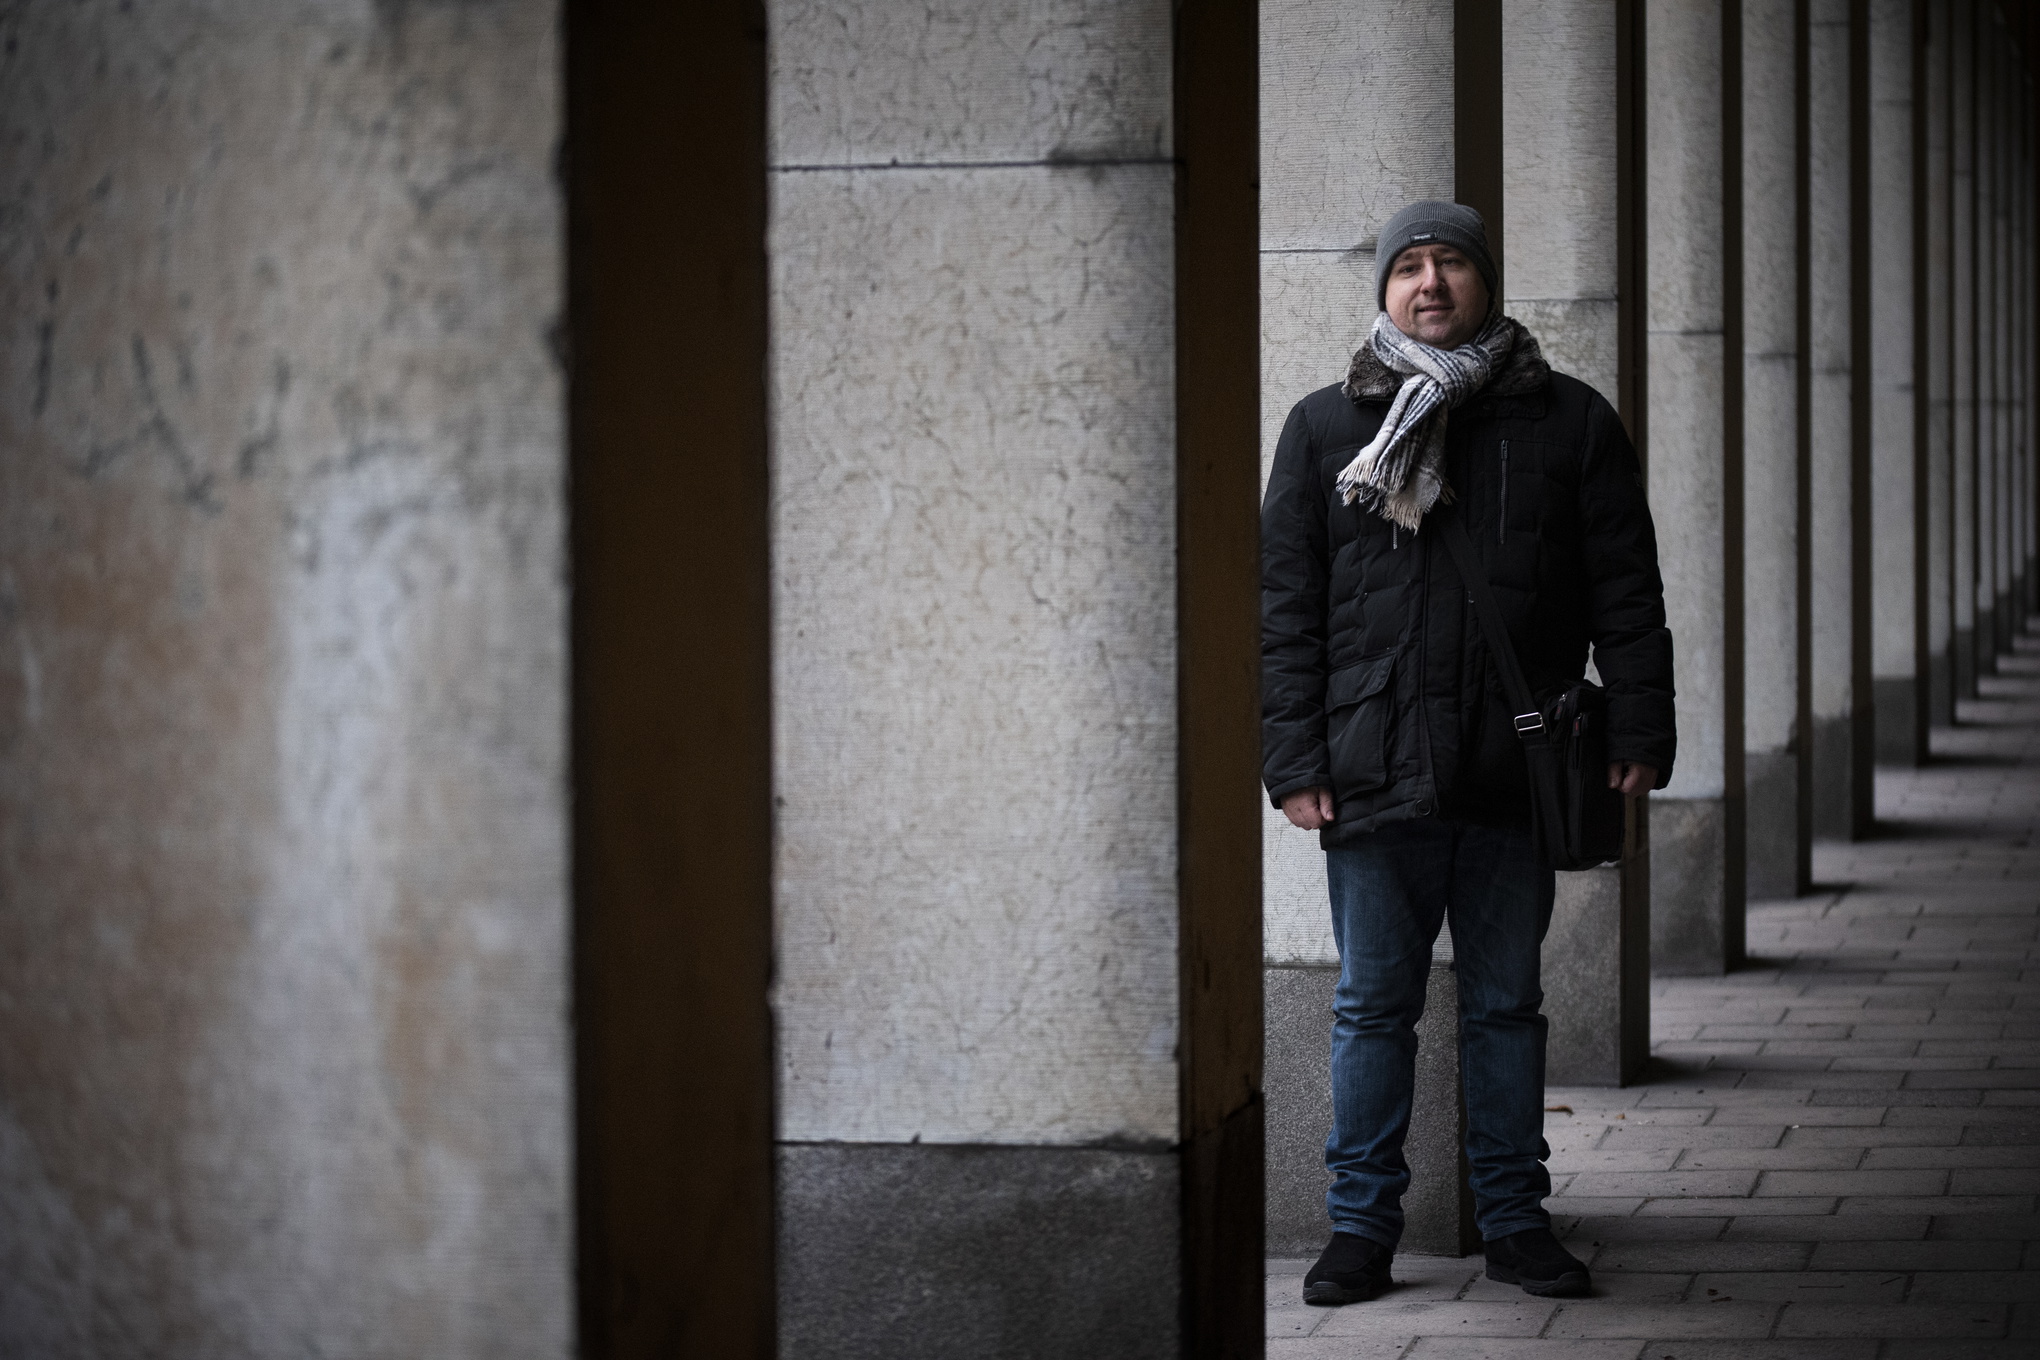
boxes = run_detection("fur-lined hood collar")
[1343,315,1552,404]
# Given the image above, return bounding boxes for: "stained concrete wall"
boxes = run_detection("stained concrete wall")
[0,4,571,1356]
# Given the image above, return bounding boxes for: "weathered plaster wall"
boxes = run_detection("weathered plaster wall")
[769,0,1183,1147]
[0,4,569,1355]
[1259,0,1453,969]
[1502,0,1619,406]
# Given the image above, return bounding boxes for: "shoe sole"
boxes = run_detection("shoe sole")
[1301,1276,1390,1307]
[1484,1262,1590,1298]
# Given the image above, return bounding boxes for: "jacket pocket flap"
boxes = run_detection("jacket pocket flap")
[1327,653,1395,709]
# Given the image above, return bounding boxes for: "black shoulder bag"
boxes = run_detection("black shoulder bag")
[1436,509,1627,870]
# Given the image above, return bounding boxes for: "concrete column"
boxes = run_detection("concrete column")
[1502,0,1650,1079]
[768,3,1260,1352]
[1924,0,1956,730]
[2016,76,2029,627]
[1648,0,1746,973]
[1743,0,1812,897]
[2015,77,2033,626]
[0,5,572,1355]
[1545,807,1653,1083]
[1988,37,2014,656]
[1504,0,1621,399]
[1975,32,2001,669]
[1951,0,1977,700]
[1261,935,1477,1259]
[1869,0,1921,766]
[1258,0,1469,1259]
[1808,0,1868,837]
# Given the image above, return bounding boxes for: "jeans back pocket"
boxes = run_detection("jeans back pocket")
[1326,652,1397,798]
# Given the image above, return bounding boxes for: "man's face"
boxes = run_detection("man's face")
[1383,243,1490,348]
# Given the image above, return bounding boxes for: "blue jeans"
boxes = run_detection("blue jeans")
[1324,818,1556,1249]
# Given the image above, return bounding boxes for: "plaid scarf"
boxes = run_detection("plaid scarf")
[1335,311,1546,531]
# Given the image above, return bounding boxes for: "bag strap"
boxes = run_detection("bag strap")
[1435,508,1547,742]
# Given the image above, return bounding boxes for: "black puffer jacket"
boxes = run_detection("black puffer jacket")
[1261,362,1676,848]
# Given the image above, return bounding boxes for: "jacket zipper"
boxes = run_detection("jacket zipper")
[1499,439,1509,544]
[1413,523,1437,814]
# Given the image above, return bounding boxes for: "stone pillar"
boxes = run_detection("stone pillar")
[1503,0,1621,399]
[1648,0,1746,974]
[1546,806,1653,1084]
[1503,0,1650,1077]
[1987,35,2014,656]
[0,4,572,1356]
[768,3,1261,1353]
[2014,73,2032,627]
[1808,0,1873,839]
[1262,943,1477,1259]
[1404,933,1482,1258]
[1258,0,1467,1259]
[1975,29,2000,670]
[1924,0,1956,730]
[1950,0,1978,701]
[1870,0,1922,765]
[1743,0,1812,897]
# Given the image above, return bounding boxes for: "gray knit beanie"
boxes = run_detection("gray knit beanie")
[1373,200,1498,310]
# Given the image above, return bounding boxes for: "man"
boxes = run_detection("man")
[1261,200,1675,1305]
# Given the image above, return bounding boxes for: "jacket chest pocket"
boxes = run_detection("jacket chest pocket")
[1493,438,1563,542]
[1326,651,1396,798]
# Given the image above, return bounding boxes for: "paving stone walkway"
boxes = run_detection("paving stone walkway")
[1265,632,2040,1358]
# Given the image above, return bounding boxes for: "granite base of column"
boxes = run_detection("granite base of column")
[777,1142,1181,1359]
[1976,606,1997,677]
[1744,749,1807,899]
[1545,860,1650,1085]
[1263,964,1336,1258]
[1263,958,1477,1259]
[1995,590,2014,657]
[1929,652,1953,730]
[1649,796,1740,975]
[1873,677,1922,766]
[1404,950,1478,1257]
[1954,628,1976,700]
[1811,714,1856,840]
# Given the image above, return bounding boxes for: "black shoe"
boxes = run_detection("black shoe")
[1302,1231,1393,1306]
[1483,1227,1591,1297]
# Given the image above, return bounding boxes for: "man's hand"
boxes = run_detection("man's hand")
[1281,786,1336,830]
[1607,762,1658,798]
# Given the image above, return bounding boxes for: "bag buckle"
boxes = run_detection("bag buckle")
[1513,711,1545,735]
